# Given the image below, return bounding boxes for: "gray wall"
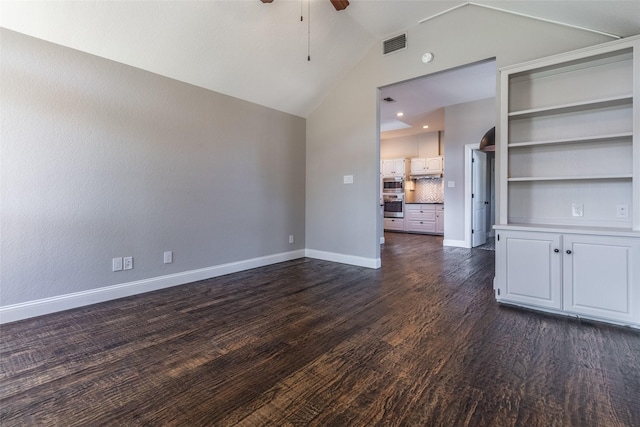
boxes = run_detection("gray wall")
[443,97,495,244]
[305,4,613,265]
[1,29,306,306]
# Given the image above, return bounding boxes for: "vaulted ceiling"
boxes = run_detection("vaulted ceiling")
[2,1,639,118]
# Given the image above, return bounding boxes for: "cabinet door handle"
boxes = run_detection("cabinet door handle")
[554,249,559,253]
[566,250,572,255]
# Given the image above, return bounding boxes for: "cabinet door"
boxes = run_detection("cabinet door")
[393,159,406,177]
[381,160,396,177]
[384,217,405,231]
[563,235,640,324]
[436,205,444,234]
[410,158,426,174]
[496,231,562,309]
[425,157,443,173]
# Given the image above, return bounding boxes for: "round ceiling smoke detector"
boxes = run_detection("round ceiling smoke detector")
[422,52,434,64]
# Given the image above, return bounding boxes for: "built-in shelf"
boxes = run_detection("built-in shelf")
[508,95,632,118]
[507,132,633,148]
[508,174,632,182]
[496,35,640,329]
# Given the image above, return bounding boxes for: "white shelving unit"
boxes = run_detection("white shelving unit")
[494,36,640,328]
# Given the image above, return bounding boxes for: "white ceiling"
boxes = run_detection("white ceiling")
[379,58,496,138]
[1,1,639,119]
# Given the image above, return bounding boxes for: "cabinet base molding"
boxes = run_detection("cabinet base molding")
[497,301,640,330]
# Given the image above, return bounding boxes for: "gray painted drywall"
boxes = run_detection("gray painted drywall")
[1,29,306,306]
[305,4,613,264]
[443,98,495,243]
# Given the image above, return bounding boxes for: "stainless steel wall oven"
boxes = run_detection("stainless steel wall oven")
[383,193,404,218]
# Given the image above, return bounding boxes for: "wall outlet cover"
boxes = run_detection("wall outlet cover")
[164,251,173,264]
[123,256,133,270]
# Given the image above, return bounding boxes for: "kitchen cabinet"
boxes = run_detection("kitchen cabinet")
[495,228,640,326]
[384,217,405,231]
[405,204,443,235]
[494,35,640,328]
[410,156,443,175]
[436,205,444,234]
[381,158,407,178]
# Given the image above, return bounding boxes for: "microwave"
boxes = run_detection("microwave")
[382,177,404,193]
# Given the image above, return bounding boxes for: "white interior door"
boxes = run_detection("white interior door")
[472,150,487,247]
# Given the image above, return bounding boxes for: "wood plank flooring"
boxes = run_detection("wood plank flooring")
[1,232,639,426]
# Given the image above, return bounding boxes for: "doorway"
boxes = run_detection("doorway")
[378,59,497,250]
[464,144,496,248]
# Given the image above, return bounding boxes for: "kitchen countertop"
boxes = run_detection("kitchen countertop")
[405,201,443,204]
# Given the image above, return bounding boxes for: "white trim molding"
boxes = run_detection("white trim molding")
[0,250,305,324]
[443,239,468,248]
[305,249,381,269]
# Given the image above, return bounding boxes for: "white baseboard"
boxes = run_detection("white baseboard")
[305,249,381,269]
[443,239,469,248]
[0,249,306,324]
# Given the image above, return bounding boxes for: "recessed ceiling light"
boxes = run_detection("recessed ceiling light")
[396,112,404,117]
[423,125,429,129]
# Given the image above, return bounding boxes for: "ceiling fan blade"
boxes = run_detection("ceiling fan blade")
[260,0,348,11]
[330,0,349,11]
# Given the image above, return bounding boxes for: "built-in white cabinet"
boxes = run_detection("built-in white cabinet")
[495,228,640,326]
[405,204,443,235]
[495,230,562,310]
[382,158,407,178]
[410,156,443,175]
[563,234,639,324]
[384,217,405,231]
[495,35,640,328]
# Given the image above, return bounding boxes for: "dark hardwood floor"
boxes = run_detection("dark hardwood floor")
[1,232,639,426]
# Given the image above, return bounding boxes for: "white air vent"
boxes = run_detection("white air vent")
[383,33,407,55]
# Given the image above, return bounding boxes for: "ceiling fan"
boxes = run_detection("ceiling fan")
[260,0,349,11]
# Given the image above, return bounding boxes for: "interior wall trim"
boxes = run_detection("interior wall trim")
[305,249,381,269]
[443,239,469,248]
[418,2,621,40]
[0,250,306,325]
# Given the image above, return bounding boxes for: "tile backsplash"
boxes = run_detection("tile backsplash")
[413,178,444,203]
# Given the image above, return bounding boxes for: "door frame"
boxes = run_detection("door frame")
[464,142,480,248]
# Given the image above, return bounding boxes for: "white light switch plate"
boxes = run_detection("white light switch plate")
[343,175,354,184]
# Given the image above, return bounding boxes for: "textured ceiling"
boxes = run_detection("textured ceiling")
[2,1,639,118]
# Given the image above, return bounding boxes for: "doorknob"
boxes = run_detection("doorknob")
[554,249,559,253]
[566,250,572,255]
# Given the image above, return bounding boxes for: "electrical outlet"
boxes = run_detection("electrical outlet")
[164,251,173,264]
[289,235,294,244]
[572,204,584,217]
[616,204,629,219]
[123,256,133,270]
[112,257,123,272]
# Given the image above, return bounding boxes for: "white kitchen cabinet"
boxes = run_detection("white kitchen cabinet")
[405,204,443,235]
[436,205,444,234]
[410,156,443,175]
[381,158,407,178]
[495,36,640,328]
[495,227,640,327]
[384,217,405,231]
